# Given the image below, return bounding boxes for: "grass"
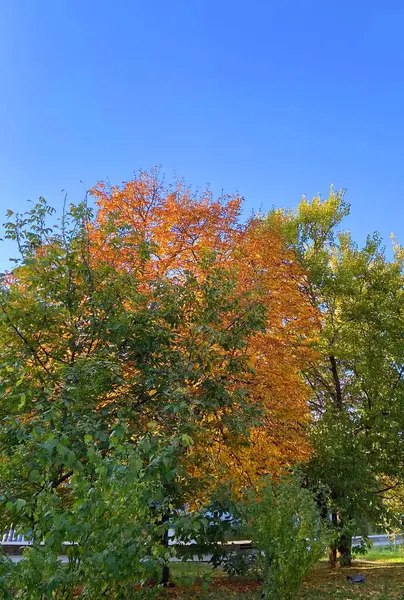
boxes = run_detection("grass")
[356,544,404,563]
[165,551,404,599]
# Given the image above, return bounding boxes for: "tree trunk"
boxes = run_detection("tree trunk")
[328,545,337,568]
[161,564,170,586]
[160,514,172,586]
[337,533,352,566]
[328,511,338,568]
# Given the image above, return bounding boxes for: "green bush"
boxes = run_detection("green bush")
[249,474,326,600]
[217,549,257,577]
[3,435,176,599]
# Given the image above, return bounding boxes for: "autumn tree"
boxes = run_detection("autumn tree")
[0,173,318,594]
[267,191,404,566]
[90,169,318,491]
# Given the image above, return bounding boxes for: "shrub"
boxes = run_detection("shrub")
[3,436,175,599]
[249,474,326,600]
[216,548,257,577]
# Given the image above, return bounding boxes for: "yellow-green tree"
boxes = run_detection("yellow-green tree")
[268,191,404,566]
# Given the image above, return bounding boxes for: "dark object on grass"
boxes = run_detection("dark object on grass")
[347,574,366,583]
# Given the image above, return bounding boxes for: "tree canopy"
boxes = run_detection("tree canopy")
[0,171,318,532]
[2,171,403,597]
[267,190,404,564]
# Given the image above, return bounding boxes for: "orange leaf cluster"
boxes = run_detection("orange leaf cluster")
[90,169,319,494]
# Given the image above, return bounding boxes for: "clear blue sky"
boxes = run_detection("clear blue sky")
[1,0,404,266]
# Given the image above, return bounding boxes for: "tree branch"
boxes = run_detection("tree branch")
[374,481,401,495]
[329,355,342,409]
[52,470,74,488]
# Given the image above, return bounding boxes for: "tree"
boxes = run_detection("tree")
[267,191,404,566]
[0,174,317,593]
[0,199,261,586]
[90,168,318,492]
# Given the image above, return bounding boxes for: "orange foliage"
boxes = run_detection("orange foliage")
[90,169,241,278]
[90,169,318,494]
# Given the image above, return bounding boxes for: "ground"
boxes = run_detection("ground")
[300,563,404,599]
[165,547,404,599]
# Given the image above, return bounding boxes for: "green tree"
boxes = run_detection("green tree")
[267,191,404,566]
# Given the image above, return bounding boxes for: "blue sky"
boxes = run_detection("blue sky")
[1,0,404,266]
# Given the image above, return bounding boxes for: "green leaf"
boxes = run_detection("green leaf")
[181,434,194,447]
[15,499,26,513]
[18,394,27,409]
[29,469,40,483]
[109,436,118,448]
[56,443,67,456]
